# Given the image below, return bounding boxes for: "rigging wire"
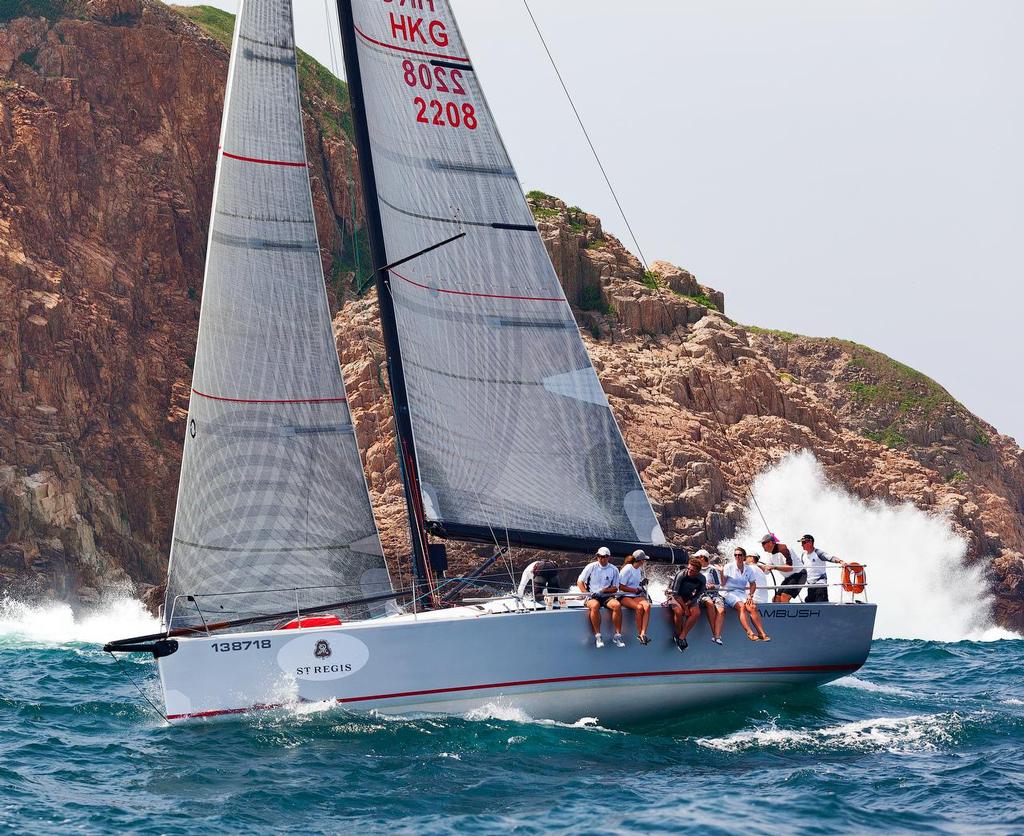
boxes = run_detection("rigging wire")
[523,1,776,542]
[107,652,168,723]
[693,371,773,536]
[521,0,651,271]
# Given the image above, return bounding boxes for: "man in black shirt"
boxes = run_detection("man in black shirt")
[668,557,706,652]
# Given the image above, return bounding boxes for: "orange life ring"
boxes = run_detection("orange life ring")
[842,563,867,594]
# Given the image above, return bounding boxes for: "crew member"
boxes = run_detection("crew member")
[668,557,706,652]
[760,533,805,603]
[577,547,624,648]
[725,547,771,641]
[799,534,846,603]
[517,559,562,602]
[698,553,726,645]
[618,550,652,645]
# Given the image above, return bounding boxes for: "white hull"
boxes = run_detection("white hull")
[158,601,876,725]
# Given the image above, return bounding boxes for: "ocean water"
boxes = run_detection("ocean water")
[3,455,1021,833]
[1,598,1022,835]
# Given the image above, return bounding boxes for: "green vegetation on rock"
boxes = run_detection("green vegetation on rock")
[172,5,353,137]
[745,325,799,343]
[641,271,659,290]
[838,339,959,419]
[0,0,65,23]
[863,427,908,448]
[579,285,611,315]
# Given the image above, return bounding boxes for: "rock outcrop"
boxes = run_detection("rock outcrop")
[1,3,1021,629]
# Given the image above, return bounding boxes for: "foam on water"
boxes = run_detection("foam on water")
[725,451,1018,643]
[697,711,967,754]
[0,596,160,646]
[824,675,913,698]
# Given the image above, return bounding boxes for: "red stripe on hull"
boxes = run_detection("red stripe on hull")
[191,389,347,405]
[166,664,859,721]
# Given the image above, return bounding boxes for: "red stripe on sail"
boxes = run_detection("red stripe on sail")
[391,269,564,303]
[222,151,307,168]
[165,664,859,720]
[353,25,470,63]
[191,389,346,405]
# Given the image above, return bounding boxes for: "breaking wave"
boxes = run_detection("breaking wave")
[696,712,969,754]
[0,596,160,647]
[725,451,1017,642]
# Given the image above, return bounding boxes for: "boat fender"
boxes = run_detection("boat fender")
[277,615,343,630]
[842,563,867,594]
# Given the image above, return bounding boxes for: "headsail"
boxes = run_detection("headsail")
[163,0,392,630]
[336,0,668,554]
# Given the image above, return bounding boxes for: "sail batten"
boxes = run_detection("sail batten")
[339,0,667,551]
[163,0,393,630]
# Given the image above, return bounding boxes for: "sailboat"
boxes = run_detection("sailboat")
[105,0,876,724]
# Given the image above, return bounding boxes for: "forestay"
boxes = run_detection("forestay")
[343,0,667,549]
[163,0,392,630]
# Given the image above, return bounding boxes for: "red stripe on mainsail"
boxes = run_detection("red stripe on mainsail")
[191,389,346,405]
[391,269,565,303]
[165,664,859,720]
[353,25,470,63]
[222,151,307,168]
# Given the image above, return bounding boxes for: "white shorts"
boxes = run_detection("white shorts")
[723,590,749,608]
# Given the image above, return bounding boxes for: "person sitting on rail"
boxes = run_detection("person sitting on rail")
[745,552,774,604]
[696,550,726,645]
[618,550,653,645]
[667,557,706,652]
[725,547,771,642]
[577,547,624,648]
[760,533,805,603]
[517,558,563,602]
[798,534,847,603]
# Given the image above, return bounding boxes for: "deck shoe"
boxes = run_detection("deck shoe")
[594,634,604,649]
[713,637,724,645]
[613,634,626,648]
[675,637,688,652]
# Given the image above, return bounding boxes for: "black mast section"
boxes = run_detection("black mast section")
[334,0,432,599]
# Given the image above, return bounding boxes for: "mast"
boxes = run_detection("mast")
[335,0,433,598]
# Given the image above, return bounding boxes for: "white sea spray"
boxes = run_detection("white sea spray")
[722,450,1017,642]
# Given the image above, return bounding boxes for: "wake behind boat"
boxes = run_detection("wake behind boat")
[105,0,876,724]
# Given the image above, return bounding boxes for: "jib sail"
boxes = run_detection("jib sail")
[336,0,667,554]
[163,0,393,630]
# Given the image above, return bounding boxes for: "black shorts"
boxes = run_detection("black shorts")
[779,569,807,598]
[805,585,829,603]
[590,593,616,608]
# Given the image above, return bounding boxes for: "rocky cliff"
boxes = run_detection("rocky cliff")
[1,2,1021,627]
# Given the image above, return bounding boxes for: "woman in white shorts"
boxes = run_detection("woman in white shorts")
[617,551,652,644]
[724,548,771,641]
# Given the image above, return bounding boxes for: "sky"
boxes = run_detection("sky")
[173,0,1023,444]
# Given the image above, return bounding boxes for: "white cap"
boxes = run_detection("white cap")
[631,549,648,561]
[597,546,611,557]
[693,549,711,558]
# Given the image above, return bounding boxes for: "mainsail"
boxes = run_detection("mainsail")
[336,0,668,554]
[163,0,393,629]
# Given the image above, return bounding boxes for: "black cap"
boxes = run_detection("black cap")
[800,534,814,543]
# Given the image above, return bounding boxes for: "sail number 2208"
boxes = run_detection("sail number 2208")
[414,98,478,130]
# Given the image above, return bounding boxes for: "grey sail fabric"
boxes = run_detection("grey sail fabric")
[163,0,392,630]
[344,1,666,548]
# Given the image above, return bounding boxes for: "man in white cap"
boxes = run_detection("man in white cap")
[577,547,624,648]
